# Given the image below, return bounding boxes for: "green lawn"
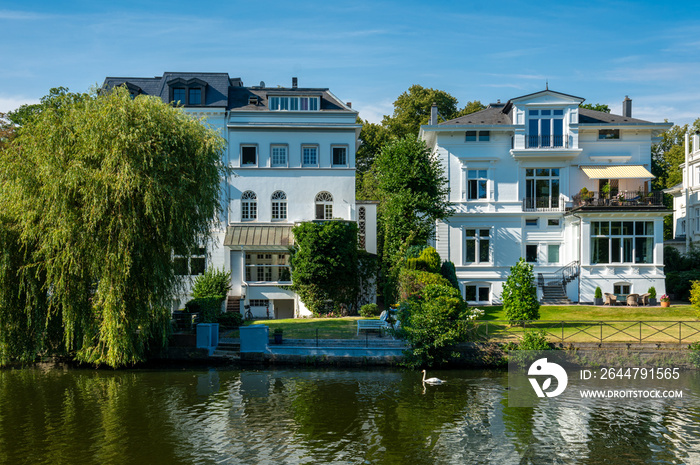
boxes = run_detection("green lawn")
[220,305,700,343]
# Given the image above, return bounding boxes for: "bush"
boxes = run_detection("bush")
[594,287,602,299]
[405,245,428,259]
[440,261,460,290]
[360,303,380,317]
[519,329,551,351]
[648,286,657,299]
[690,281,700,320]
[397,268,452,301]
[689,341,700,368]
[192,268,231,299]
[217,311,243,328]
[184,297,223,323]
[397,283,474,367]
[666,270,700,301]
[417,247,441,273]
[502,258,540,324]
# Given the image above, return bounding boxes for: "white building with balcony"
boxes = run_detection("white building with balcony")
[420,89,671,304]
[103,73,376,318]
[666,133,700,253]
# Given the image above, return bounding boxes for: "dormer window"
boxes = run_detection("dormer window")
[269,96,320,111]
[527,109,565,148]
[167,78,207,106]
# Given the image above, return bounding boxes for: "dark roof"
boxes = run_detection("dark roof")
[102,72,353,112]
[440,104,512,125]
[578,107,653,124]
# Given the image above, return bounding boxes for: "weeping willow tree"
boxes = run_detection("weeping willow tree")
[0,86,226,367]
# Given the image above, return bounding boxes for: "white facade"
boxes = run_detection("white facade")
[103,73,373,318]
[667,134,700,252]
[421,90,672,304]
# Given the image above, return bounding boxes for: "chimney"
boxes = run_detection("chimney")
[346,102,352,108]
[622,96,632,117]
[292,77,298,89]
[430,102,438,125]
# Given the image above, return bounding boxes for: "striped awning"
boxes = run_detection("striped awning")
[580,165,654,179]
[224,225,294,251]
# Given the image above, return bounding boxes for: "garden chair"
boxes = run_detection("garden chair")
[626,294,639,306]
[604,293,617,306]
[638,293,650,306]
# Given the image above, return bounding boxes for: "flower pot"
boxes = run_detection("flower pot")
[594,298,603,306]
[273,332,283,344]
[660,301,670,308]
[648,298,657,306]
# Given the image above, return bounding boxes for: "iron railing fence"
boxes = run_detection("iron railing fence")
[466,320,700,344]
[572,190,664,208]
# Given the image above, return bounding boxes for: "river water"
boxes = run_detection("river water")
[1,365,699,465]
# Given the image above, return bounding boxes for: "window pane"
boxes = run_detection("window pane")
[272,146,287,165]
[466,229,476,237]
[548,245,559,263]
[188,88,201,105]
[174,257,188,275]
[289,98,299,111]
[465,131,477,141]
[526,245,538,262]
[333,147,347,165]
[623,238,633,262]
[541,110,551,116]
[611,238,621,262]
[592,238,609,264]
[466,240,475,262]
[173,88,186,103]
[478,131,490,141]
[623,221,634,235]
[315,204,324,220]
[478,170,487,178]
[479,239,490,262]
[479,229,490,237]
[536,169,550,176]
[478,180,487,199]
[635,222,644,235]
[478,287,489,301]
[551,168,560,176]
[611,222,622,235]
[465,286,477,301]
[635,237,652,263]
[242,146,256,165]
[468,180,477,199]
[548,219,559,226]
[600,222,610,235]
[553,110,563,116]
[324,204,333,219]
[645,222,654,235]
[529,110,539,116]
[526,169,534,177]
[190,257,206,275]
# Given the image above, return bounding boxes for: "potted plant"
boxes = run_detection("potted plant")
[660,294,670,308]
[273,328,283,344]
[648,287,657,306]
[594,286,603,306]
[601,182,611,199]
[579,187,592,205]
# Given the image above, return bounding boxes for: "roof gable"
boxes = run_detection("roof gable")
[509,89,584,106]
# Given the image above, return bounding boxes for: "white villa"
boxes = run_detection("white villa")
[103,73,376,318]
[666,133,700,253]
[420,89,672,305]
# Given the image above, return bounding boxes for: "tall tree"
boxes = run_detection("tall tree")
[356,117,390,175]
[382,85,461,139]
[375,137,451,266]
[0,86,227,367]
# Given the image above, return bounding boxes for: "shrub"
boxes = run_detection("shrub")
[502,258,540,324]
[440,261,460,290]
[519,329,551,351]
[417,247,441,273]
[360,303,380,317]
[184,297,222,323]
[689,342,700,368]
[217,311,243,328]
[405,245,428,259]
[690,281,700,319]
[648,286,657,299]
[397,283,474,367]
[405,257,424,270]
[397,268,452,301]
[594,287,602,299]
[192,268,231,299]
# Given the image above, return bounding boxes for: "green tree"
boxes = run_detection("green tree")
[290,221,359,315]
[579,103,611,113]
[382,85,459,139]
[502,258,540,324]
[375,137,451,266]
[397,284,473,367]
[455,100,486,118]
[356,118,390,175]
[0,86,227,367]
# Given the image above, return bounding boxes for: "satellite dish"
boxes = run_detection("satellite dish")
[259,81,265,88]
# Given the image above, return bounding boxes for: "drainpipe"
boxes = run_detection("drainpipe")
[573,213,582,303]
[686,132,690,253]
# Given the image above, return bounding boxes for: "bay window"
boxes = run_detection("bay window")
[591,221,654,264]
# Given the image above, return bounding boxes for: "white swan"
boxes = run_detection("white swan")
[421,369,444,385]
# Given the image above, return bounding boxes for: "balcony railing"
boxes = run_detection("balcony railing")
[572,190,664,208]
[526,134,568,149]
[523,195,564,212]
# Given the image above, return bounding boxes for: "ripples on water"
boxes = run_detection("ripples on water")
[0,367,698,465]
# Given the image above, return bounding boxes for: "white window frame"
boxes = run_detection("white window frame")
[271,191,287,221]
[465,131,490,142]
[240,144,258,167]
[526,244,538,263]
[332,145,348,167]
[547,244,560,264]
[302,144,319,167]
[268,96,320,111]
[241,191,257,221]
[315,191,333,220]
[591,220,654,265]
[464,227,492,265]
[270,144,288,167]
[466,169,488,200]
[465,283,491,303]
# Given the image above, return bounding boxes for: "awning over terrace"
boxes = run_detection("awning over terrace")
[580,165,654,179]
[224,225,294,251]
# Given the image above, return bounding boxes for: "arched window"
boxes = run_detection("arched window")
[315,192,333,220]
[271,191,287,220]
[241,191,257,221]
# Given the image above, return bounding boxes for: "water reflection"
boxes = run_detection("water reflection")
[0,366,698,464]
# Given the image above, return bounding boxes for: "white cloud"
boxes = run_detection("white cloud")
[352,99,393,124]
[0,96,39,114]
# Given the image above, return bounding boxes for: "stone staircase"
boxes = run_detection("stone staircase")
[212,339,240,359]
[537,260,579,305]
[541,282,573,305]
[226,295,241,313]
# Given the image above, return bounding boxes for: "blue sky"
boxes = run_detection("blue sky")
[2,0,699,125]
